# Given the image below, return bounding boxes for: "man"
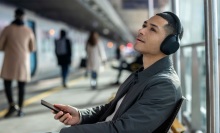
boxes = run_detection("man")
[55,29,72,88]
[52,11,183,132]
[0,8,36,117]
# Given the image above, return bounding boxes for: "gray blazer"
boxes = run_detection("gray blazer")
[60,56,182,133]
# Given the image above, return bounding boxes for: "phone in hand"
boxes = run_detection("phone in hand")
[41,100,61,113]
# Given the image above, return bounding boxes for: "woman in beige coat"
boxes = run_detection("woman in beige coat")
[86,31,103,89]
[0,8,36,118]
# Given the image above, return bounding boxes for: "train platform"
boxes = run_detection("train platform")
[0,64,130,133]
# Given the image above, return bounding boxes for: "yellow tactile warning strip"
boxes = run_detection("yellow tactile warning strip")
[0,77,84,118]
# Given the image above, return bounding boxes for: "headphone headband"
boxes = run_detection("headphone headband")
[157,11,183,55]
[162,11,182,35]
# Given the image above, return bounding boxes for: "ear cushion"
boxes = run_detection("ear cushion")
[160,35,180,55]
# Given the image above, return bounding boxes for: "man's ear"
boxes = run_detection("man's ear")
[160,34,180,55]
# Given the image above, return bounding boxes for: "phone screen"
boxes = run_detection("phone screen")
[41,100,60,113]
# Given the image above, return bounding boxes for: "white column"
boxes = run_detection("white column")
[204,0,219,132]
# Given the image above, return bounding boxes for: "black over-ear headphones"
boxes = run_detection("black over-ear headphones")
[159,12,182,55]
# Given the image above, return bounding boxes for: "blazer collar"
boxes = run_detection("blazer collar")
[135,56,173,82]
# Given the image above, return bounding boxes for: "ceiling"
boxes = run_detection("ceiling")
[0,0,133,42]
[110,0,170,36]
[0,0,170,43]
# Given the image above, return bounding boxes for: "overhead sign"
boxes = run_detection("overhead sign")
[122,0,149,9]
[122,0,162,9]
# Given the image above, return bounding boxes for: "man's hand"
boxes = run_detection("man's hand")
[53,104,80,126]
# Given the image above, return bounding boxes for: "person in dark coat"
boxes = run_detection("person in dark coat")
[55,29,72,88]
[111,54,143,85]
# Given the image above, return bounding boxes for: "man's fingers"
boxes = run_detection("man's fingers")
[59,117,68,123]
[54,111,64,120]
[54,104,70,113]
[54,104,65,110]
[59,113,71,123]
[63,117,71,125]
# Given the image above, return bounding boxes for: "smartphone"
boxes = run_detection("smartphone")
[41,100,61,113]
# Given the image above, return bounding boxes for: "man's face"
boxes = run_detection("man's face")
[134,15,168,55]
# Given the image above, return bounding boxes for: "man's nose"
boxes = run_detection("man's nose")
[138,29,144,36]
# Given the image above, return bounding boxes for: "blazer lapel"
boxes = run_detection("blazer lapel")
[98,74,135,121]
[115,74,135,100]
[112,57,173,119]
[112,77,152,120]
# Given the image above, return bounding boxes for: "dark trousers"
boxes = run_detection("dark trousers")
[61,64,69,85]
[4,79,26,109]
[116,60,127,82]
[91,71,97,80]
[90,71,97,89]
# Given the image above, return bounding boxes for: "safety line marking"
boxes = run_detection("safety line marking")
[0,77,84,118]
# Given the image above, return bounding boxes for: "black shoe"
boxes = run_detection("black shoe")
[4,105,19,118]
[111,81,120,86]
[91,85,97,90]
[84,72,88,77]
[17,110,24,117]
[63,84,68,88]
[62,83,68,88]
[111,65,119,70]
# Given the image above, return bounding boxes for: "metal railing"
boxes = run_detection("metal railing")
[179,39,220,132]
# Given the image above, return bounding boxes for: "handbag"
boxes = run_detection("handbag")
[80,58,87,68]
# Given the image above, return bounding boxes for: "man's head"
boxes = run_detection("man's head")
[15,8,25,20]
[134,12,183,56]
[60,29,67,38]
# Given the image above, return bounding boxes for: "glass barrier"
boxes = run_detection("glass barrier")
[179,40,220,132]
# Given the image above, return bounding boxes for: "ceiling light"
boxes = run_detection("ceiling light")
[103,28,109,35]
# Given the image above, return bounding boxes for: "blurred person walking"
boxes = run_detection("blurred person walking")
[115,45,121,61]
[0,8,36,118]
[55,29,72,88]
[86,31,103,89]
[111,54,143,86]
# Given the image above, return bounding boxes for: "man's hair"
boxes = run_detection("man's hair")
[164,23,184,40]
[156,12,183,40]
[87,31,98,46]
[15,8,25,17]
[60,29,67,38]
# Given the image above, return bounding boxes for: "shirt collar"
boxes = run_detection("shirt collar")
[11,19,24,26]
[134,56,173,82]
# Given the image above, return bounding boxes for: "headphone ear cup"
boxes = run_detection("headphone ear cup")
[160,35,180,55]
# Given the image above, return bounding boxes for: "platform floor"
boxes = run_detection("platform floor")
[0,65,130,133]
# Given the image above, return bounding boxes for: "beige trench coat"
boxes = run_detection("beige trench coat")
[0,24,36,82]
[86,43,102,72]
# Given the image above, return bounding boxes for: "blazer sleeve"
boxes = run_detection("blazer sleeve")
[60,80,180,133]
[66,39,72,57]
[78,101,112,124]
[0,28,7,51]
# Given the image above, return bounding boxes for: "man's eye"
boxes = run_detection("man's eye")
[150,28,156,32]
[142,25,146,28]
